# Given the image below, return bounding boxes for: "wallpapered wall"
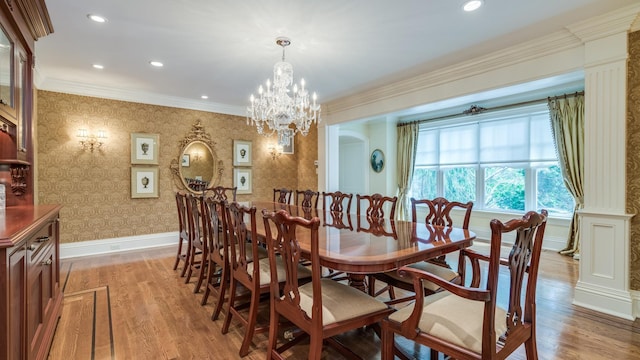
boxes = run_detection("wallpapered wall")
[627,30,640,290]
[36,90,318,244]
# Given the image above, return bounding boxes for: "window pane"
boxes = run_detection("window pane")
[484,167,525,211]
[530,114,557,161]
[442,167,476,203]
[480,118,528,163]
[415,129,438,165]
[440,124,478,165]
[536,165,575,216]
[410,167,437,200]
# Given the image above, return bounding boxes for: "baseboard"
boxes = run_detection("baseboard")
[574,280,635,320]
[60,232,178,259]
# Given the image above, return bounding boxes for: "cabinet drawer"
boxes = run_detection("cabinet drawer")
[26,221,55,261]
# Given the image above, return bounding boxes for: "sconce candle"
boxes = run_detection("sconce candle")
[78,129,107,152]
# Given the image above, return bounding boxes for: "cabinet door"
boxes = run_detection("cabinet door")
[26,244,54,360]
[8,247,26,360]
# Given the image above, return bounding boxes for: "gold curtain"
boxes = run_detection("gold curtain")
[396,123,419,220]
[548,94,584,257]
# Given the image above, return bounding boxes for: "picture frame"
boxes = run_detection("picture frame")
[131,133,159,165]
[233,140,252,166]
[233,168,252,194]
[181,154,190,167]
[131,167,159,198]
[370,149,385,173]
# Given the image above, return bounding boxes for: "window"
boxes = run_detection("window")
[410,103,574,216]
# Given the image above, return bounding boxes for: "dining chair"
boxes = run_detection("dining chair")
[262,209,394,360]
[222,202,311,357]
[369,197,473,303]
[321,191,353,213]
[381,210,548,360]
[206,186,237,202]
[173,191,191,276]
[356,193,398,220]
[295,189,319,208]
[199,197,230,320]
[273,188,293,204]
[184,193,208,293]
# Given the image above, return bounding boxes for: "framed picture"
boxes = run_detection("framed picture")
[233,140,252,166]
[131,133,159,165]
[370,149,385,173]
[181,154,190,167]
[233,168,252,194]
[131,167,159,198]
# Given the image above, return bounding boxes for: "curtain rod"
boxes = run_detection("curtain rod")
[398,91,585,127]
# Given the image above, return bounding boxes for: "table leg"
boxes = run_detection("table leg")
[347,273,367,292]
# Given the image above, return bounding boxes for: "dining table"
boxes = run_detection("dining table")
[243,201,476,292]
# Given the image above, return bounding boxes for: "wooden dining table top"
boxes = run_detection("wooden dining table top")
[242,201,476,274]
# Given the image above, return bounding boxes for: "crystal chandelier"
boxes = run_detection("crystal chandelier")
[247,37,321,146]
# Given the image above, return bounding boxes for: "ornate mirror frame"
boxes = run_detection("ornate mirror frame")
[170,120,224,193]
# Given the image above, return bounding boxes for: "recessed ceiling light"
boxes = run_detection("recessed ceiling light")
[149,61,163,67]
[92,64,104,70]
[87,14,107,23]
[201,95,208,99]
[462,0,483,12]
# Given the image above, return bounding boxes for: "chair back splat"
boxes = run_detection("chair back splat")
[173,191,190,275]
[322,191,353,213]
[273,188,293,204]
[295,189,320,209]
[357,193,398,219]
[199,197,230,319]
[184,193,208,292]
[381,210,548,360]
[206,186,237,202]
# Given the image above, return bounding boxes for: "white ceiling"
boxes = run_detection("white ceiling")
[34,0,638,117]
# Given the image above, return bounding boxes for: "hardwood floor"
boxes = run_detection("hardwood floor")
[48,244,640,359]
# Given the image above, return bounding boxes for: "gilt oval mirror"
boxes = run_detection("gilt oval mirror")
[170,120,224,193]
[180,141,215,191]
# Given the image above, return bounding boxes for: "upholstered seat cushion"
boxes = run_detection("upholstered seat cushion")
[248,257,312,286]
[388,291,507,354]
[297,278,389,326]
[385,262,458,292]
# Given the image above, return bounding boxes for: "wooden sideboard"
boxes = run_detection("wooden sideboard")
[0,205,62,360]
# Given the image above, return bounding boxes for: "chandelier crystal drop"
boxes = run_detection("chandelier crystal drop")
[247,37,321,146]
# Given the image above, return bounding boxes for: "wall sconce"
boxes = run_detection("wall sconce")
[78,129,107,152]
[268,143,283,160]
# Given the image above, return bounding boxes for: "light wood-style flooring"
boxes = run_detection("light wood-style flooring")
[48,244,640,359]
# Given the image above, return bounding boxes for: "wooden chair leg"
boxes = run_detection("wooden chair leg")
[221,278,237,335]
[525,333,538,359]
[267,305,280,360]
[180,241,192,277]
[193,251,207,293]
[211,267,229,320]
[239,290,261,357]
[381,325,394,360]
[173,239,183,270]
[308,334,323,360]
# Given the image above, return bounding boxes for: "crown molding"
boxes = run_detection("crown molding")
[566,3,640,42]
[325,29,582,116]
[34,74,246,116]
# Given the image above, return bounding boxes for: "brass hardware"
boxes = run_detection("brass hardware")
[42,259,52,266]
[36,236,49,243]
[27,244,36,251]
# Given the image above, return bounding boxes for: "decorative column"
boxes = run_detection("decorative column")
[567,6,639,320]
